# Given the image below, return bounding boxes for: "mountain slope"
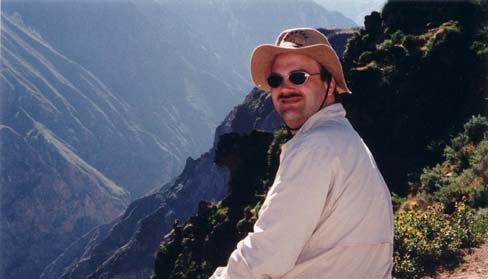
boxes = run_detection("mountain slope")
[1,13,179,198]
[0,120,129,278]
[2,0,357,187]
[0,13,178,279]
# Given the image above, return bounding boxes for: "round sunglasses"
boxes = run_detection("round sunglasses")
[267,70,320,88]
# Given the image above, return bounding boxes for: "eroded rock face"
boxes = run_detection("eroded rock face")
[0,122,129,279]
[0,12,181,200]
[1,13,134,279]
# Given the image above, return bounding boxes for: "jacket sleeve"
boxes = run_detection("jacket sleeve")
[210,143,336,279]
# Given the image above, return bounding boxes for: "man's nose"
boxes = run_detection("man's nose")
[279,83,298,95]
[279,79,297,91]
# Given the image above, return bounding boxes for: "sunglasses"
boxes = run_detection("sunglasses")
[267,70,320,88]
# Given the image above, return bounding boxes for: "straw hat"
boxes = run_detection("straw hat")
[250,27,351,94]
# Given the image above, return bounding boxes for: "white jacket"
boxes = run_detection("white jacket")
[210,103,394,279]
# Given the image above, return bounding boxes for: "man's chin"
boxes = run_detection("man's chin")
[281,114,305,130]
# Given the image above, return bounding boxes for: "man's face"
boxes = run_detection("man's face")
[270,53,328,131]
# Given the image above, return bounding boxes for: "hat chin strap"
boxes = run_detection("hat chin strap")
[285,82,330,132]
[318,82,331,112]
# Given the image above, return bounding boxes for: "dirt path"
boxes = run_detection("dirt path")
[422,242,488,279]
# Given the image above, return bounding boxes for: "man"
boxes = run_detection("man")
[210,28,393,279]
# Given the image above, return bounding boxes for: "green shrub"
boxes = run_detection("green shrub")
[393,202,485,278]
[414,116,488,208]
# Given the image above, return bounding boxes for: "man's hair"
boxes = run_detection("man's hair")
[319,65,342,103]
[319,65,332,83]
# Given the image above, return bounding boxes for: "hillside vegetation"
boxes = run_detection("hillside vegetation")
[342,0,487,196]
[393,116,488,278]
[152,1,488,278]
[151,116,487,279]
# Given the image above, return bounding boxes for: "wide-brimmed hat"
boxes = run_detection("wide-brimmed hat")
[250,27,351,94]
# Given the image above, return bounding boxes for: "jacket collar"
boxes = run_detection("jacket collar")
[280,103,346,157]
[296,103,346,135]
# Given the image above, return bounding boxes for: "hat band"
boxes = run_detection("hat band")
[279,42,301,48]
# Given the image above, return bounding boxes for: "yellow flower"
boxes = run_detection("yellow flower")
[457,203,465,212]
[416,231,423,238]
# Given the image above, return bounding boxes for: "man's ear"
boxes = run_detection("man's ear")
[327,77,337,95]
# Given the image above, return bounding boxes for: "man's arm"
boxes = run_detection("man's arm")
[210,144,336,278]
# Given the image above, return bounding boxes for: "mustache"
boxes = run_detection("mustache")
[279,92,302,99]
